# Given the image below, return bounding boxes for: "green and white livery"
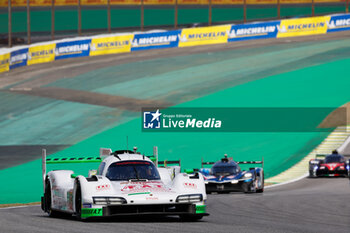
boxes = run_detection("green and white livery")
[41,147,208,221]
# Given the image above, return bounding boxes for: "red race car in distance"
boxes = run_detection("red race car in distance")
[309,151,350,177]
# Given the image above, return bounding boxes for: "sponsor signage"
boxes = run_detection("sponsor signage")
[9,48,28,69]
[143,109,162,129]
[142,107,339,132]
[1,13,349,75]
[131,30,180,51]
[228,21,280,42]
[82,203,92,208]
[0,53,10,73]
[183,182,197,189]
[55,39,91,60]
[89,35,134,56]
[327,14,350,32]
[27,44,56,65]
[178,25,231,47]
[81,208,103,218]
[96,184,110,191]
[277,16,330,38]
[121,181,171,194]
[143,108,222,131]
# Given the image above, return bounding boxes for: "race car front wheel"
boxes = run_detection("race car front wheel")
[74,180,82,220]
[308,170,315,178]
[44,179,60,217]
[256,172,264,193]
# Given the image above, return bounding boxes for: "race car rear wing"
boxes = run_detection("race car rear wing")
[145,147,181,168]
[42,147,181,191]
[237,160,264,165]
[158,160,181,168]
[42,149,104,192]
[315,154,350,159]
[201,157,264,168]
[201,160,215,167]
[315,154,326,159]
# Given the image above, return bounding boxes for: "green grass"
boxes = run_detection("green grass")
[1,57,350,204]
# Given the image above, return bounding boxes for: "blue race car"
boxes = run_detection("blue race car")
[199,154,264,194]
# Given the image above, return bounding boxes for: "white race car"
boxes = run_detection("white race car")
[41,147,208,221]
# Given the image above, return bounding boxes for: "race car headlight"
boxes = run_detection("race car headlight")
[176,194,203,203]
[93,197,127,205]
[243,173,252,178]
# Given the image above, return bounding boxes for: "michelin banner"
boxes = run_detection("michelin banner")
[277,16,330,38]
[178,25,231,47]
[55,40,91,60]
[327,14,350,33]
[90,35,133,56]
[2,13,350,75]
[228,21,280,42]
[131,31,180,51]
[10,48,28,69]
[0,53,10,73]
[27,44,56,66]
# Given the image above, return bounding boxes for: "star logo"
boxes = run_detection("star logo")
[143,109,162,129]
[150,109,162,123]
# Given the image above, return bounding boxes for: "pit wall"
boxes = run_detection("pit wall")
[0,13,349,73]
[0,0,345,7]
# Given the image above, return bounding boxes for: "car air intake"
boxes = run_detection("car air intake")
[104,203,195,216]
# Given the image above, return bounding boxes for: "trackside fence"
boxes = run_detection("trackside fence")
[0,13,349,74]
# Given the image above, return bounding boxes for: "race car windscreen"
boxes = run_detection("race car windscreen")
[106,161,161,181]
[324,155,345,163]
[212,165,238,176]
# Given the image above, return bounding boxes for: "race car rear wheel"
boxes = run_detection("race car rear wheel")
[74,180,82,220]
[179,214,203,221]
[44,179,61,217]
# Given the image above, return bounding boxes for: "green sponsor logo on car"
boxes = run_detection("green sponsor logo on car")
[81,208,103,218]
[195,205,206,214]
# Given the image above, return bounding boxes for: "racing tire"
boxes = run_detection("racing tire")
[256,173,264,193]
[243,171,257,193]
[179,214,203,222]
[243,182,255,193]
[44,179,61,218]
[74,180,82,220]
[308,170,316,178]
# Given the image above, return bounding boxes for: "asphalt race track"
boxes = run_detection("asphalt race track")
[1,178,349,233]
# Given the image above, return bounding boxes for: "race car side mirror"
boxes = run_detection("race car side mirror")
[88,170,97,177]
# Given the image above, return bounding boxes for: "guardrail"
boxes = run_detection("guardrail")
[0,13,349,74]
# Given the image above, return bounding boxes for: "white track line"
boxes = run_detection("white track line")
[0,204,40,210]
[265,173,309,189]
